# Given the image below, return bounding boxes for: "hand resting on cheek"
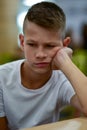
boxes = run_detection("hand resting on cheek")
[52,47,73,70]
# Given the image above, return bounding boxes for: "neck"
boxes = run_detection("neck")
[21,62,52,89]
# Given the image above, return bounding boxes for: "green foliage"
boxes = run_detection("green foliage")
[59,106,80,120]
[0,53,22,64]
[72,49,87,76]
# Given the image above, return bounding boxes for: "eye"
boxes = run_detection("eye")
[27,43,36,47]
[46,44,56,48]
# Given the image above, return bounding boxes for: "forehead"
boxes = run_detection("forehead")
[24,21,62,40]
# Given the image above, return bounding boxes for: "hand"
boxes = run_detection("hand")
[52,47,73,70]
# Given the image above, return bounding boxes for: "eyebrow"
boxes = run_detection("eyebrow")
[26,39,60,44]
[25,36,63,46]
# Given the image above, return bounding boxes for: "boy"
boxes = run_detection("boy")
[0,1,87,130]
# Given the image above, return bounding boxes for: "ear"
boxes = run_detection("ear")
[63,37,71,47]
[19,34,24,51]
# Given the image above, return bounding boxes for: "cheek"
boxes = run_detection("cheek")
[26,50,36,62]
[47,48,57,59]
[24,48,31,59]
[46,50,55,62]
[48,51,53,57]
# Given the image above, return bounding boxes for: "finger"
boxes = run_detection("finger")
[63,47,73,53]
[62,47,73,58]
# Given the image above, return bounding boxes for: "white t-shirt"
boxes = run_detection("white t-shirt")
[0,60,75,130]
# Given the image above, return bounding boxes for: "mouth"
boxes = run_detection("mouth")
[34,62,50,68]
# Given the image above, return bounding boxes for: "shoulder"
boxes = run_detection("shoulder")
[53,70,68,81]
[52,70,74,89]
[0,59,24,71]
[0,59,24,80]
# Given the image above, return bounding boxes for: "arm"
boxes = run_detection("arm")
[54,47,87,116]
[0,117,9,130]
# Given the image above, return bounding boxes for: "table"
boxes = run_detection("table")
[20,117,87,130]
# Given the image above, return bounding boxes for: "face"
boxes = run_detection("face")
[19,21,64,74]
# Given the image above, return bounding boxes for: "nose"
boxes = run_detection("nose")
[35,47,47,59]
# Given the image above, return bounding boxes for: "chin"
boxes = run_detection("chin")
[34,68,51,74]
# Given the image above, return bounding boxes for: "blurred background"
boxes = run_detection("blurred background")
[0,0,87,120]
